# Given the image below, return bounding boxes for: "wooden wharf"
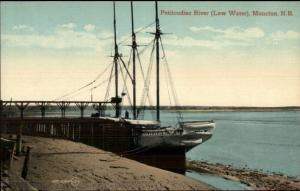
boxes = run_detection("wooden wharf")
[0,100,186,173]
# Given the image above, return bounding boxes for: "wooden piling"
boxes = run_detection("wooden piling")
[16,122,23,156]
[2,117,138,154]
[21,146,31,179]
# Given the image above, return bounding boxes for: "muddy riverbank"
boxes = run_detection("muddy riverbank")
[187,160,300,190]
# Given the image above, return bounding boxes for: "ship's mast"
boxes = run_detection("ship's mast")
[155,1,161,122]
[131,1,137,120]
[113,1,120,118]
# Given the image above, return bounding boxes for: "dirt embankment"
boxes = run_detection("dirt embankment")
[8,136,215,190]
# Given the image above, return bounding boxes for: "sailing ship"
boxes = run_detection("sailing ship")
[0,1,215,173]
[95,1,215,154]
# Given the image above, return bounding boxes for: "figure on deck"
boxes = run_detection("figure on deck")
[125,110,129,119]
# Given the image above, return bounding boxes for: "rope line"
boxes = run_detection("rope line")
[160,38,183,122]
[53,61,113,101]
[139,39,156,119]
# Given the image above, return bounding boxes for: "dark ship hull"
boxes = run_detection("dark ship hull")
[90,117,215,173]
[129,145,187,174]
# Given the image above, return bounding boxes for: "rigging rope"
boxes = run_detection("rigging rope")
[161,52,178,124]
[53,61,113,101]
[121,38,154,117]
[160,38,183,122]
[62,72,114,101]
[136,21,155,34]
[104,62,115,102]
[138,38,155,56]
[120,49,134,114]
[117,21,155,46]
[119,59,133,108]
[139,39,156,119]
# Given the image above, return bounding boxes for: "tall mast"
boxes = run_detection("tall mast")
[113,1,120,118]
[131,1,137,119]
[155,1,161,122]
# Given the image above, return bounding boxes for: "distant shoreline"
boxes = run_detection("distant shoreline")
[160,106,300,112]
[2,105,300,113]
[144,106,300,112]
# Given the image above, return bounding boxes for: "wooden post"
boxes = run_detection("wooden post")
[91,122,94,145]
[0,100,3,135]
[16,122,23,156]
[21,146,31,179]
[36,102,47,118]
[57,102,69,118]
[15,102,29,156]
[76,102,89,118]
[0,138,16,171]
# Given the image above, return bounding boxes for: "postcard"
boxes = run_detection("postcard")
[1,1,300,190]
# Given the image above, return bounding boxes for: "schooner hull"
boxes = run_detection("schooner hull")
[128,145,187,174]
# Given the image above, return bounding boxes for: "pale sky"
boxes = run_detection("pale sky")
[1,1,300,106]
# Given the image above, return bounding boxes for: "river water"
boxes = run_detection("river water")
[180,111,300,178]
[163,110,300,189]
[136,110,300,177]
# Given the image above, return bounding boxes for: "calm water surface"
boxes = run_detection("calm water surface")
[180,111,300,178]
